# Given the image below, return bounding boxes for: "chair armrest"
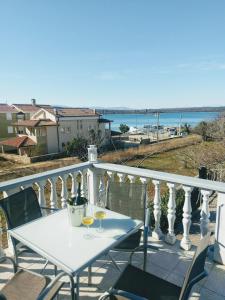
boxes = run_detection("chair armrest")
[0,256,17,273]
[37,271,75,300]
[109,289,148,300]
[41,207,59,212]
[129,244,159,264]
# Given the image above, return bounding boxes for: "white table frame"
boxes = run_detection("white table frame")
[9,206,143,299]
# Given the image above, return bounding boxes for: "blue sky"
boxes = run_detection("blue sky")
[0,0,225,108]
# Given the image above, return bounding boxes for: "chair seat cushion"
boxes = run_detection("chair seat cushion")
[114,264,181,300]
[1,269,50,300]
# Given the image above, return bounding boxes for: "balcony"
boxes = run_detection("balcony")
[0,145,225,299]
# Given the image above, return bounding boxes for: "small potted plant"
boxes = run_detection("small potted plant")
[67,182,88,227]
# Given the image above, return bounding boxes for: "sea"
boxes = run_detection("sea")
[103,111,220,131]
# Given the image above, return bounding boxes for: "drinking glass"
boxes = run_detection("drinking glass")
[94,210,106,233]
[82,216,94,239]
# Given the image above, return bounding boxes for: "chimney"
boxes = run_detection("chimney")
[31,99,36,106]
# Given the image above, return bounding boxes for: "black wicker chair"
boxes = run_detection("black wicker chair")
[99,233,211,300]
[106,181,158,271]
[0,255,75,300]
[0,187,57,269]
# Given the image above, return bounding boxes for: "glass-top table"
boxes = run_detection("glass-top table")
[9,205,143,299]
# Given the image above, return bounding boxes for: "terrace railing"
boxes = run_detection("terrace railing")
[0,145,225,258]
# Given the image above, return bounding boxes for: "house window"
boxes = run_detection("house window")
[8,126,13,133]
[6,113,12,120]
[80,121,83,129]
[60,127,65,133]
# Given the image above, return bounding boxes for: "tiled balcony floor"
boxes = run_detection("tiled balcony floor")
[0,236,225,300]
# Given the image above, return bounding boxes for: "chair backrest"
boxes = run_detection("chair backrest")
[106,181,147,223]
[0,187,42,230]
[179,233,211,300]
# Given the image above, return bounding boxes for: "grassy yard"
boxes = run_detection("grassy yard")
[126,145,198,177]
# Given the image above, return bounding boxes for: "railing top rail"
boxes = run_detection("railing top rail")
[94,162,225,193]
[0,161,91,192]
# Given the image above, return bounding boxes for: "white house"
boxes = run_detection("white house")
[0,106,112,156]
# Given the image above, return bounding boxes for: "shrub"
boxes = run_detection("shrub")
[149,189,185,233]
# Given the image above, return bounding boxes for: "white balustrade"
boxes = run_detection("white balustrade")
[180,186,193,250]
[165,183,176,244]
[152,180,163,240]
[2,146,225,257]
[200,190,211,237]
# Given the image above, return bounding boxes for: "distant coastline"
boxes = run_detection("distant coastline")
[97,106,225,115]
[103,111,219,131]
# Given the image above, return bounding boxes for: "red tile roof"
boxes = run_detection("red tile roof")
[0,136,36,148]
[0,104,17,113]
[12,104,51,113]
[45,107,99,117]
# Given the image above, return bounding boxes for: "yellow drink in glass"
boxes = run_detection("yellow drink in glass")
[82,216,94,239]
[95,210,106,232]
[82,216,94,226]
[94,211,106,220]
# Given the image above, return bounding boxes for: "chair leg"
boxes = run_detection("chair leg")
[88,265,92,286]
[40,260,49,274]
[54,264,58,276]
[108,253,122,272]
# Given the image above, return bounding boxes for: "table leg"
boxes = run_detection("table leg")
[68,274,76,300]
[88,265,92,285]
[75,274,80,300]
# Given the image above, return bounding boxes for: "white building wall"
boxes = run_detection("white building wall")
[58,118,101,150]
[46,126,59,153]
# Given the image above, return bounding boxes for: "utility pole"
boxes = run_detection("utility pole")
[156,112,160,143]
[179,113,182,136]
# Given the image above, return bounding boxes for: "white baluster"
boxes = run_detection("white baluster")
[117,173,126,183]
[117,173,126,207]
[180,186,193,250]
[107,171,115,182]
[128,175,136,198]
[71,172,78,198]
[81,170,88,199]
[87,167,98,205]
[99,173,106,206]
[152,180,163,240]
[60,174,68,208]
[200,190,211,237]
[36,180,46,208]
[165,183,176,244]
[49,177,58,209]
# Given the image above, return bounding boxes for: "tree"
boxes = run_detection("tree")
[182,123,191,134]
[194,121,209,141]
[119,123,130,134]
[64,137,88,160]
[89,129,103,147]
[193,117,225,141]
